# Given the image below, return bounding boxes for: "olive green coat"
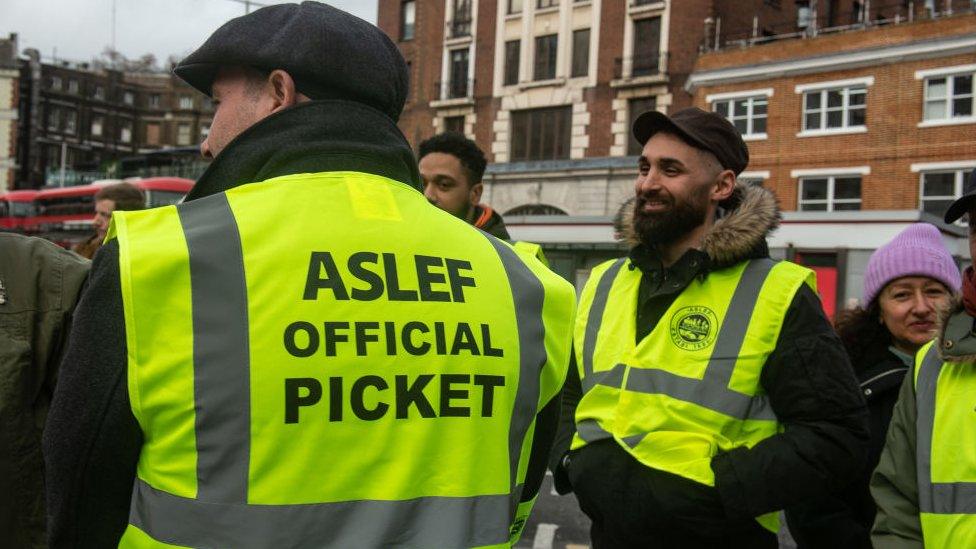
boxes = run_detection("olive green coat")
[871,300,976,548]
[0,233,89,548]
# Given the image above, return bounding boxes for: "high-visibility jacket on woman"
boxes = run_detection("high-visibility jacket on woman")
[571,256,815,531]
[912,343,976,547]
[109,171,576,548]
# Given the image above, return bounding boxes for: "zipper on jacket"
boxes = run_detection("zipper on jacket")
[859,367,906,397]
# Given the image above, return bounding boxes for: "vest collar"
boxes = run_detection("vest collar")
[184,100,422,202]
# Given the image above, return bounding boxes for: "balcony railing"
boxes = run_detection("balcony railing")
[451,18,472,37]
[613,52,669,79]
[707,0,975,51]
[434,77,475,101]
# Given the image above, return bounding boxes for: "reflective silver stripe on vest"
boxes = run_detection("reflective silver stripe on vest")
[915,345,976,514]
[581,259,778,422]
[177,194,251,503]
[625,258,777,421]
[129,478,510,549]
[625,367,775,421]
[585,363,626,392]
[581,258,627,390]
[576,418,613,443]
[484,236,548,512]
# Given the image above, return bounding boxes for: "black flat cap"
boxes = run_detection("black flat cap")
[633,107,749,175]
[174,1,408,122]
[944,168,976,224]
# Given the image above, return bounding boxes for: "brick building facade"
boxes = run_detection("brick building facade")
[378,1,974,305]
[684,9,975,309]
[13,48,214,189]
[376,0,955,219]
[0,34,18,193]
[688,11,976,215]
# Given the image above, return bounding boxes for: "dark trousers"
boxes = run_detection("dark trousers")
[567,440,777,549]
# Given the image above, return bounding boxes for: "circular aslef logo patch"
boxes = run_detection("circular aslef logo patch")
[669,306,718,351]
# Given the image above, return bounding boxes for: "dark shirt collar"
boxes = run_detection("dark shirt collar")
[628,244,710,283]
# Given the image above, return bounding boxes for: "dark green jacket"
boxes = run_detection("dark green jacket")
[871,300,976,548]
[0,233,89,548]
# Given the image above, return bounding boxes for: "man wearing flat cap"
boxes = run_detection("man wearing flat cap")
[44,3,575,547]
[548,107,869,547]
[872,168,976,548]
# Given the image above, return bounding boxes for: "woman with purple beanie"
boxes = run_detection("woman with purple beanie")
[787,223,961,548]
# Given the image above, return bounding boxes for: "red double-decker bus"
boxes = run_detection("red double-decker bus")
[0,190,39,232]
[31,177,195,233]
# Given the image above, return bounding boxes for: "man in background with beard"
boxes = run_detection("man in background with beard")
[549,107,869,548]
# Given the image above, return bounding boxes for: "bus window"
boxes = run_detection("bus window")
[146,190,185,208]
[10,200,36,217]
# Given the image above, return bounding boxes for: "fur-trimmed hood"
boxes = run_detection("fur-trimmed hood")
[618,183,782,268]
[935,297,976,363]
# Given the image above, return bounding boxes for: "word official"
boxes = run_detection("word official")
[284,320,503,358]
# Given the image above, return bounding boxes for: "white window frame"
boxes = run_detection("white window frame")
[47,107,59,131]
[177,123,192,146]
[738,170,770,186]
[120,122,132,144]
[793,167,868,212]
[91,116,103,137]
[401,0,416,41]
[913,161,976,223]
[707,89,773,141]
[64,110,77,134]
[796,77,873,137]
[916,64,976,127]
[179,95,194,110]
[123,91,135,105]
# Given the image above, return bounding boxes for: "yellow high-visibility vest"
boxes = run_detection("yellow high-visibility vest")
[571,256,814,532]
[913,343,976,547]
[109,171,576,548]
[512,241,548,268]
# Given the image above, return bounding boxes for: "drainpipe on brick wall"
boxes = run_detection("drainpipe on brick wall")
[703,17,715,53]
[714,17,721,51]
[809,0,819,37]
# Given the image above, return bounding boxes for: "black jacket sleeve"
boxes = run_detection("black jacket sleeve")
[711,284,870,518]
[521,392,561,502]
[549,352,581,495]
[44,240,143,548]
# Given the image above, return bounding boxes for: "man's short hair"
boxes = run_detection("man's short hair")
[418,132,487,186]
[95,182,145,211]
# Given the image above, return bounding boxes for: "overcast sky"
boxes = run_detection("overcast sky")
[0,0,378,65]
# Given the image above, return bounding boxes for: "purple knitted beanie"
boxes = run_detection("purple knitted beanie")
[862,223,961,305]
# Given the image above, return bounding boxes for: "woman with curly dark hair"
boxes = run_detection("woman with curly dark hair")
[787,223,960,548]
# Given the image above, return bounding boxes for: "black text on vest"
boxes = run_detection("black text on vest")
[283,374,506,423]
[303,252,476,303]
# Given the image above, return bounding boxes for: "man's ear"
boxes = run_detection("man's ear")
[469,182,484,205]
[267,69,300,113]
[712,169,736,202]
